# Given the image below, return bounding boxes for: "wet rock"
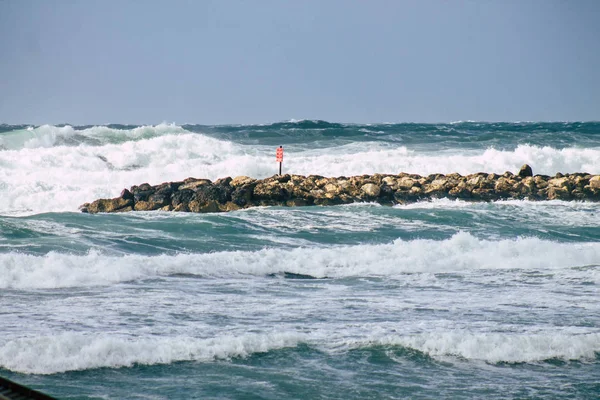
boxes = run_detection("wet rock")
[546,186,571,200]
[518,164,533,178]
[449,185,471,199]
[360,183,380,198]
[231,185,254,207]
[548,177,571,190]
[231,176,256,188]
[286,198,309,207]
[132,192,170,211]
[171,189,195,207]
[173,203,189,212]
[382,176,397,189]
[215,177,232,187]
[114,206,133,213]
[82,197,133,213]
[397,177,416,190]
[81,169,600,214]
[194,184,229,204]
[188,199,220,213]
[275,174,291,183]
[179,179,212,191]
[253,181,290,202]
[534,176,548,189]
[471,188,499,201]
[120,189,134,200]
[134,200,162,211]
[220,201,241,212]
[512,179,534,197]
[494,177,514,192]
[133,189,154,202]
[379,184,395,200]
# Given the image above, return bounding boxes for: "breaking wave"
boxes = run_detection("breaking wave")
[0,331,302,374]
[1,232,599,289]
[0,123,599,215]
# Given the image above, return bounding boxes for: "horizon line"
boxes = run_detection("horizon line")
[1,119,599,128]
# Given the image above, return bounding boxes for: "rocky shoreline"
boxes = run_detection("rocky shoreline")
[80,165,600,214]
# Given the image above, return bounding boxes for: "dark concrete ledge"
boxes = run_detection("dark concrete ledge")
[0,376,57,400]
[80,165,600,214]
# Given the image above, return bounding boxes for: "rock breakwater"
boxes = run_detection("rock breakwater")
[80,165,600,214]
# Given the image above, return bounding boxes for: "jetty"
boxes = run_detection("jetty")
[80,165,600,214]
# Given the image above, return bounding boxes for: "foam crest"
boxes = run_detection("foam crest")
[0,123,186,150]
[1,131,599,215]
[0,331,301,374]
[288,144,600,177]
[2,233,599,289]
[0,133,273,215]
[367,332,600,363]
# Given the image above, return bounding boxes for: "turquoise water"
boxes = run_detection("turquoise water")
[0,122,599,399]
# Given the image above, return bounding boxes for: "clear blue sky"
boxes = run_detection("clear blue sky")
[1,0,599,124]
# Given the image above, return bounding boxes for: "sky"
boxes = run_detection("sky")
[0,0,599,125]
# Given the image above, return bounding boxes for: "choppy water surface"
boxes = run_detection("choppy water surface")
[0,121,599,399]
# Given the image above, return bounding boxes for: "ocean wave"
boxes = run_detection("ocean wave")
[0,123,186,150]
[286,143,600,176]
[0,331,302,375]
[2,121,600,150]
[358,332,600,364]
[2,329,597,374]
[1,126,600,216]
[360,332,600,363]
[1,232,599,289]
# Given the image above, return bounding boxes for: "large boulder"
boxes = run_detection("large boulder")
[81,197,133,213]
[231,176,256,188]
[133,192,171,210]
[193,184,230,204]
[518,164,533,178]
[494,177,514,193]
[396,177,416,190]
[548,176,570,188]
[231,185,254,207]
[188,199,220,213]
[360,183,380,198]
[179,179,212,191]
[171,189,195,207]
[253,181,290,202]
[546,186,571,200]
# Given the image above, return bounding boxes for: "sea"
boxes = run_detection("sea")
[0,121,599,399]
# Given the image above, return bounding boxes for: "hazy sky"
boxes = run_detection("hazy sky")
[1,0,599,124]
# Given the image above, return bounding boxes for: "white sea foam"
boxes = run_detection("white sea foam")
[1,232,599,289]
[0,124,599,215]
[0,123,184,150]
[363,332,600,363]
[0,133,273,215]
[287,143,600,178]
[396,198,600,228]
[0,331,302,374]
